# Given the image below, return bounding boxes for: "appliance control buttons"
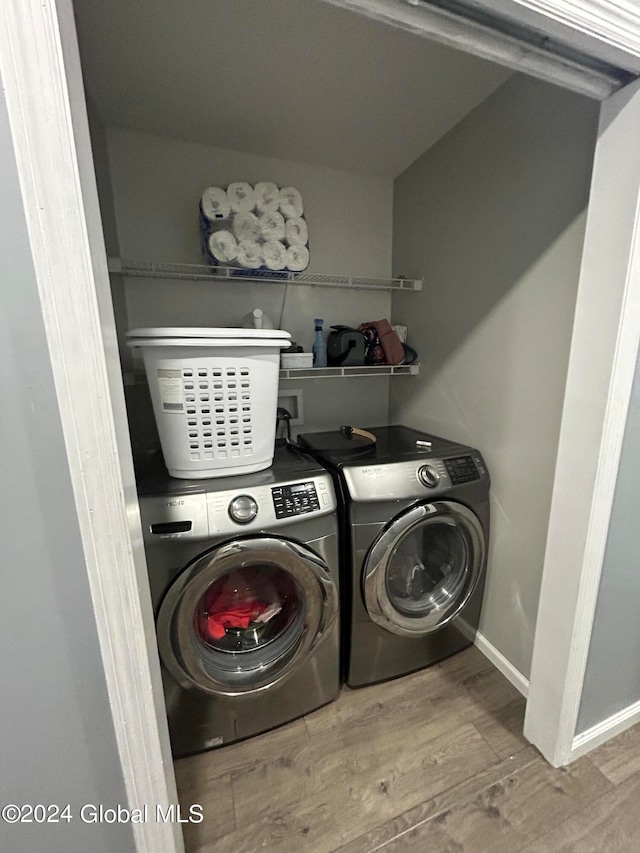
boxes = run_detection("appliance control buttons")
[272,482,320,518]
[444,455,480,485]
[228,494,258,524]
[418,465,440,488]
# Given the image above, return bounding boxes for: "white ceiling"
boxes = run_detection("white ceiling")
[73,0,512,178]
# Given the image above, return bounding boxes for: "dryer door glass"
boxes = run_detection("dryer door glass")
[364,501,485,638]
[386,522,467,617]
[157,536,337,696]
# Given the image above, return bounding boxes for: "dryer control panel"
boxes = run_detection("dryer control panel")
[444,455,480,485]
[342,452,489,502]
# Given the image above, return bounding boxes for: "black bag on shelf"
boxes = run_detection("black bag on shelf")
[327,326,366,367]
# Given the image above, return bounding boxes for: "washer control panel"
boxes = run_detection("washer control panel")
[139,473,337,541]
[272,481,320,519]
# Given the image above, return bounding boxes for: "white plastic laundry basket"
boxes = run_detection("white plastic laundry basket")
[127,327,291,478]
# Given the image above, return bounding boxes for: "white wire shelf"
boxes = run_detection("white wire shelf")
[124,363,419,386]
[279,364,419,379]
[108,258,422,292]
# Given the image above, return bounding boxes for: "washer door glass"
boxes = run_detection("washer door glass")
[157,536,337,696]
[364,501,485,638]
[195,564,305,672]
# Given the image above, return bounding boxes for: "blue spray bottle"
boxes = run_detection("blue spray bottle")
[312,318,327,368]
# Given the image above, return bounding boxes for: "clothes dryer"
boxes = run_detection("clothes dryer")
[298,425,490,687]
[138,443,340,756]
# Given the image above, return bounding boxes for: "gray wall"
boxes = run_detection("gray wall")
[390,74,599,679]
[577,341,640,732]
[0,82,134,853]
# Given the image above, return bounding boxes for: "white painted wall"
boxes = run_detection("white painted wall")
[105,127,396,442]
[390,74,599,680]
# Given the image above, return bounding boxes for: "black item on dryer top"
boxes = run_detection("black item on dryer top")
[327,326,366,367]
[298,425,476,468]
[298,426,378,459]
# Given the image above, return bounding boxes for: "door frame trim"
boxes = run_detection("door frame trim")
[319,0,630,98]
[0,2,183,851]
[486,0,640,65]
[524,77,640,766]
[440,0,640,72]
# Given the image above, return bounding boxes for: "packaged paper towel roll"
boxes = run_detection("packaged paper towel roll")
[237,240,263,269]
[201,187,230,221]
[279,186,304,219]
[208,230,238,263]
[254,181,280,214]
[262,240,288,271]
[259,211,286,243]
[227,182,256,213]
[285,217,308,246]
[233,212,261,242]
[286,244,310,272]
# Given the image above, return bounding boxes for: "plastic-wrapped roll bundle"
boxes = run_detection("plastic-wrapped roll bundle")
[199,207,212,259]
[259,210,285,243]
[285,217,308,246]
[254,181,280,214]
[227,182,256,213]
[207,230,238,263]
[279,186,304,219]
[232,212,261,242]
[262,240,288,271]
[201,186,230,221]
[286,244,310,272]
[237,240,263,269]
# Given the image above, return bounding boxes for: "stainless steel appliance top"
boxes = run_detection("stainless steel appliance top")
[297,425,470,466]
[137,440,326,497]
[298,425,490,503]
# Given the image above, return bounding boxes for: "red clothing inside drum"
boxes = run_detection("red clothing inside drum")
[198,570,269,640]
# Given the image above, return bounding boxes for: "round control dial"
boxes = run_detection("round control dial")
[228,494,258,524]
[418,465,440,488]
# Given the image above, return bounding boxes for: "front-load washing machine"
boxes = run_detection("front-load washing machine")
[298,425,490,687]
[137,443,340,757]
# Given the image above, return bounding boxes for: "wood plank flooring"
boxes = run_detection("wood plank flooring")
[174,647,640,852]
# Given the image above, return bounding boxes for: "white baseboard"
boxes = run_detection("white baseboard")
[571,699,640,759]
[474,631,530,698]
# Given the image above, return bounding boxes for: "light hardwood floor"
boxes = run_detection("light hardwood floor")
[174,647,640,852]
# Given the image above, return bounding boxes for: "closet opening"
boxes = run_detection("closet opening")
[69,0,606,840]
